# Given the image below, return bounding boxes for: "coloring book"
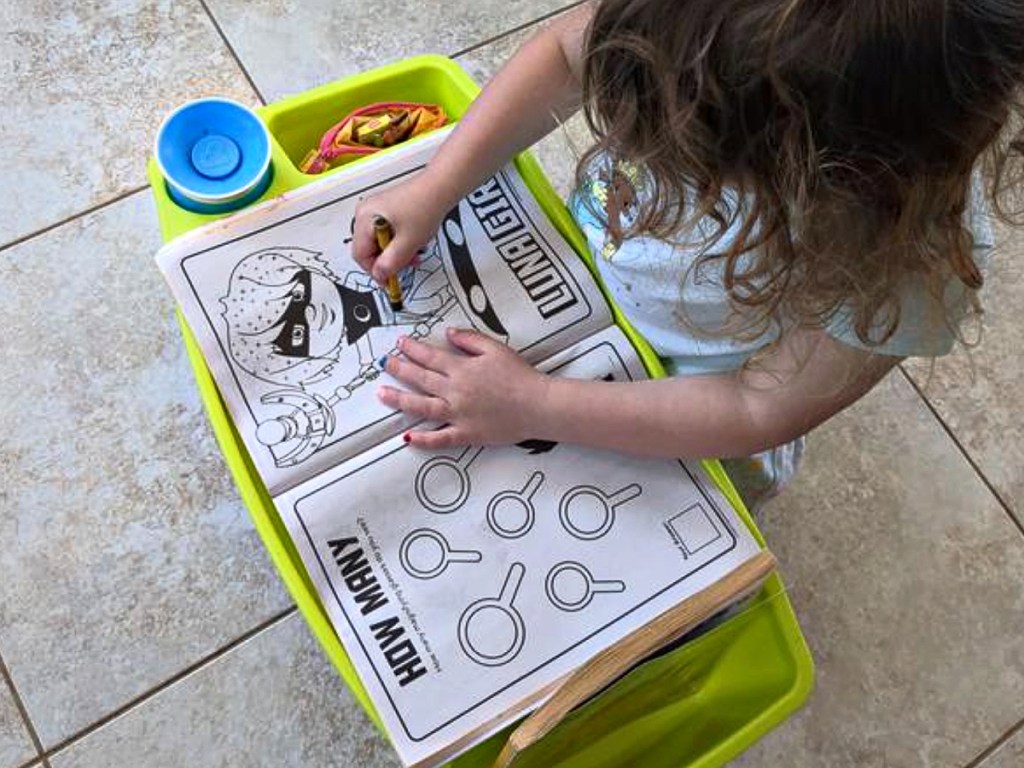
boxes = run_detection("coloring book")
[156,128,763,768]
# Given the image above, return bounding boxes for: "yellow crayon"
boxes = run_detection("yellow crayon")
[373,214,404,311]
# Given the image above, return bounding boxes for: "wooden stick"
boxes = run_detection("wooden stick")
[492,550,777,768]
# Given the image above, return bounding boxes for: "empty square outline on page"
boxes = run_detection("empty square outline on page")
[665,504,722,557]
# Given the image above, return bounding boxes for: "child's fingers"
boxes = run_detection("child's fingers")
[351,211,379,275]
[405,427,466,450]
[372,237,416,283]
[397,336,452,373]
[446,327,502,356]
[377,385,451,422]
[384,354,447,395]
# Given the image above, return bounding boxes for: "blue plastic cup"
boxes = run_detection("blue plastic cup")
[155,98,273,214]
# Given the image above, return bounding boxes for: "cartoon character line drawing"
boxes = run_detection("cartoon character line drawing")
[220,244,455,466]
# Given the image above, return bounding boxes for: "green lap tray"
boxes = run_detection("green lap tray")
[148,54,813,768]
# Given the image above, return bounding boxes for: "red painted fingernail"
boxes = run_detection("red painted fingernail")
[403,432,411,443]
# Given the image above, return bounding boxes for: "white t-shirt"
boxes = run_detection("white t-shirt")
[569,163,994,375]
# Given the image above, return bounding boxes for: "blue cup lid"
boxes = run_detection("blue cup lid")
[191,134,242,179]
[155,98,271,204]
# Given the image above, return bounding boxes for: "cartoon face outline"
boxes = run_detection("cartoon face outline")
[268,268,349,359]
[221,242,456,391]
[220,247,353,388]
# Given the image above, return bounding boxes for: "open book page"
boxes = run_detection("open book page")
[155,129,612,495]
[274,326,762,768]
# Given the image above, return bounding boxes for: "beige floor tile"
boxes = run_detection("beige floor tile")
[1,0,256,247]
[904,217,1024,521]
[0,676,34,768]
[202,0,574,102]
[0,191,291,747]
[977,726,1024,768]
[48,614,399,768]
[727,371,1024,768]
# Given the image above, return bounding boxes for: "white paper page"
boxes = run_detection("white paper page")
[155,130,611,494]
[275,326,762,768]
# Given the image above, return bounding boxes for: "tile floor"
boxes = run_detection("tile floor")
[1,1,1022,767]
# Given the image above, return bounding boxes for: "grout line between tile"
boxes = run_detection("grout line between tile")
[898,365,1024,537]
[0,186,150,256]
[196,0,267,106]
[0,649,48,765]
[1,2,578,258]
[962,714,1024,768]
[40,605,297,761]
[15,756,53,768]
[1,0,262,258]
[450,0,587,59]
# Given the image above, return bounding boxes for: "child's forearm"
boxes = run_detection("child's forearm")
[414,6,590,212]
[531,375,781,459]
[529,334,899,459]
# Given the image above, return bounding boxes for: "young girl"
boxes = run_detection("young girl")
[352,0,1022,508]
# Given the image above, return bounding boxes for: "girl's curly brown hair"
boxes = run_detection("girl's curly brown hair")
[578,0,1024,347]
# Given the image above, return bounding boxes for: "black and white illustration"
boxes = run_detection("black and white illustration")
[558,482,642,540]
[486,471,543,539]
[545,561,626,612]
[415,446,484,514]
[457,563,527,667]
[278,327,764,763]
[400,528,483,580]
[224,243,456,467]
[664,503,724,558]
[156,130,610,494]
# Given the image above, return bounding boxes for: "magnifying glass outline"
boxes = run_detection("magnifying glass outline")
[457,562,526,667]
[486,471,544,539]
[414,445,484,514]
[398,528,483,580]
[558,483,643,540]
[545,561,626,612]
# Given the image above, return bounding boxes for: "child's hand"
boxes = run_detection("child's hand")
[377,329,548,449]
[352,176,449,285]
